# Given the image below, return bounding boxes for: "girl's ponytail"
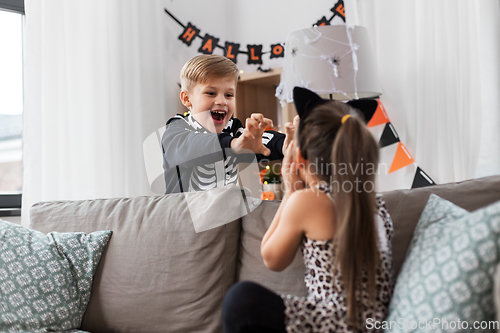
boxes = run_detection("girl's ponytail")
[331,114,379,327]
[293,86,381,328]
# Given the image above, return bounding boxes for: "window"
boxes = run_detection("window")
[0,0,24,14]
[0,0,24,217]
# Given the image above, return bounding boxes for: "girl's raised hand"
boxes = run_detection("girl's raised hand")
[282,115,299,155]
[281,141,304,194]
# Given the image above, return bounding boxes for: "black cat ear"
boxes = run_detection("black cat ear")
[293,87,327,120]
[346,99,378,125]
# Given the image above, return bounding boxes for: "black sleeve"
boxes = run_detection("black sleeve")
[258,130,285,162]
[224,117,256,164]
[161,118,235,169]
[228,117,245,138]
[229,117,285,162]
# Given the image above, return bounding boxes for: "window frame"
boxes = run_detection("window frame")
[0,0,24,14]
[0,193,21,216]
[0,0,24,217]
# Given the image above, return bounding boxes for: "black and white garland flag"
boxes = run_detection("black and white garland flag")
[165,0,346,65]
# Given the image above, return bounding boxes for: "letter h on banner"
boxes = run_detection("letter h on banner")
[178,22,200,46]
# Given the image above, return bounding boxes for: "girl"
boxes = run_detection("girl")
[222,87,394,332]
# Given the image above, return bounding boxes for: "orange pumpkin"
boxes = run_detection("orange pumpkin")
[260,191,275,201]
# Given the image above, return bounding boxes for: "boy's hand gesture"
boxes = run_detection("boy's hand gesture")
[231,113,273,156]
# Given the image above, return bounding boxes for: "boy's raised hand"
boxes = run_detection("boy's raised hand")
[231,113,273,156]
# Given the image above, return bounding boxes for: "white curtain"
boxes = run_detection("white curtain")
[22,0,169,225]
[475,1,500,178]
[347,0,500,184]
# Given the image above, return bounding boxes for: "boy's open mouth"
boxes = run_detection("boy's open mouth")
[210,110,226,124]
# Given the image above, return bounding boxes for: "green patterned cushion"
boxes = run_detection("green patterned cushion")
[407,194,470,254]
[0,220,112,332]
[385,195,500,332]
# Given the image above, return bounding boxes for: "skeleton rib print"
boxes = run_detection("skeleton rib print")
[177,114,240,192]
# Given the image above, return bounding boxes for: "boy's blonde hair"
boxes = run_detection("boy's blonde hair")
[180,54,239,92]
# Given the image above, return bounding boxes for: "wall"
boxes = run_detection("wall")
[160,0,340,118]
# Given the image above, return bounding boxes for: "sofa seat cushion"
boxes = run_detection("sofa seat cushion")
[386,195,500,332]
[29,185,243,333]
[0,220,111,332]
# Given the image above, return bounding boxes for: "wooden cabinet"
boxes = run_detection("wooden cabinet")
[235,67,297,131]
[235,68,294,200]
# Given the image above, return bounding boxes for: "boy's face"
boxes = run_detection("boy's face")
[181,77,236,133]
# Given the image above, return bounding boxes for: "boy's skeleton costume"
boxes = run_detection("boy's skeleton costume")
[162,112,284,194]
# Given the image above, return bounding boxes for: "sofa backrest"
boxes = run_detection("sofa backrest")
[383,175,500,277]
[236,176,500,293]
[237,199,309,297]
[30,186,244,333]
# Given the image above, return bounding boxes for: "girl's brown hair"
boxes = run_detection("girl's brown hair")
[298,100,379,327]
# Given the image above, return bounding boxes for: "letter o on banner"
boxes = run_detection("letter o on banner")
[270,43,284,59]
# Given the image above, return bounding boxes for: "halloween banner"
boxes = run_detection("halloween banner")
[164,0,346,65]
[347,99,435,192]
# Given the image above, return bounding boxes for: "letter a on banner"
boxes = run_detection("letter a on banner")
[178,22,200,46]
[198,34,219,54]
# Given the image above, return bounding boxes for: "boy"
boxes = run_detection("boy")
[162,54,286,194]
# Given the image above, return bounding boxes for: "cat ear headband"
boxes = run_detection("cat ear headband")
[293,86,353,134]
[292,87,328,136]
[293,87,326,120]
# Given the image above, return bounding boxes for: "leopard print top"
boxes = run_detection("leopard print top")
[281,195,394,332]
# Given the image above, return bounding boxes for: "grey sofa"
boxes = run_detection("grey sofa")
[29,176,500,333]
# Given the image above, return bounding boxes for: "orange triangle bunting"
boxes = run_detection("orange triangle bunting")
[367,100,390,128]
[389,142,415,173]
